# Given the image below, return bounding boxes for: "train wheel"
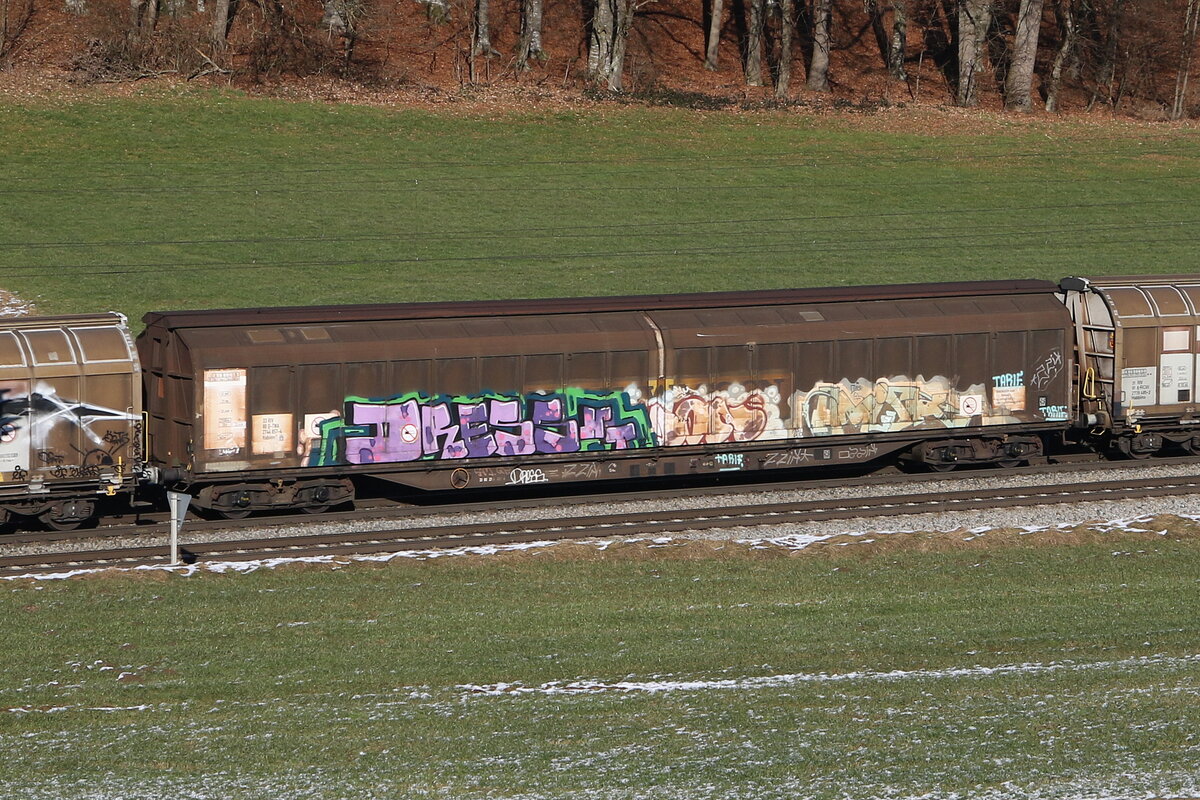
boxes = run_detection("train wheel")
[215,508,253,520]
[927,463,957,473]
[297,483,350,515]
[39,500,96,531]
[995,459,1025,469]
[1115,434,1161,460]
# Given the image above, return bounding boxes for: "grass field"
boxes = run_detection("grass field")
[1,91,1199,798]
[1,529,1199,799]
[1,89,1198,328]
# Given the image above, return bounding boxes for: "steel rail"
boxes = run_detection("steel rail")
[3,474,1198,578]
[2,449,1187,548]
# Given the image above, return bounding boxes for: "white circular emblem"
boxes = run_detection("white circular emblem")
[400,423,419,444]
[960,395,981,416]
[0,424,15,443]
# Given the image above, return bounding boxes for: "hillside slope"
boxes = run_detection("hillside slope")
[1,0,1197,117]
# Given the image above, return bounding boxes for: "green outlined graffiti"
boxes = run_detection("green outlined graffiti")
[306,387,655,466]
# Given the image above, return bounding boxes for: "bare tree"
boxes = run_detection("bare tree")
[865,0,907,80]
[865,0,890,68]
[888,0,907,80]
[705,0,724,69]
[1087,0,1125,108]
[516,0,544,69]
[1044,0,1078,110]
[322,0,362,62]
[775,0,795,95]
[1,0,34,65]
[588,0,637,90]
[130,0,161,35]
[474,0,496,56]
[745,0,765,84]
[211,0,238,50]
[808,0,832,90]
[588,0,612,77]
[1173,0,1200,118]
[956,0,992,105]
[1005,0,1046,109]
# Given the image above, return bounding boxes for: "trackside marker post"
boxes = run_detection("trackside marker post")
[166,491,190,566]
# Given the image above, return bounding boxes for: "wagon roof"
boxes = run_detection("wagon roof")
[142,280,1056,330]
[0,312,128,328]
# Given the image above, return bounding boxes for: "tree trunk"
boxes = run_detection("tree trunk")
[705,0,724,69]
[1,0,34,60]
[888,0,908,80]
[609,0,631,90]
[145,0,159,30]
[1172,0,1200,119]
[745,0,764,85]
[588,0,613,77]
[322,0,357,62]
[1004,0,1045,110]
[473,0,494,57]
[517,0,544,69]
[1088,0,1124,109]
[588,0,632,90]
[1043,0,1076,111]
[211,0,236,50]
[956,0,991,105]
[322,0,346,34]
[807,0,831,90]
[866,0,891,69]
[775,0,794,95]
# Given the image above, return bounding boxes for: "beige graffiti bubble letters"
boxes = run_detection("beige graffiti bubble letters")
[646,383,789,446]
[792,375,1015,437]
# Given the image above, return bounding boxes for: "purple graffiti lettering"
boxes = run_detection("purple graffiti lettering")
[488,399,521,427]
[422,402,466,459]
[529,398,582,452]
[530,398,564,423]
[489,399,535,455]
[495,429,535,455]
[459,403,498,458]
[605,422,640,449]
[345,400,422,464]
[315,389,656,468]
[580,406,611,440]
[534,421,580,453]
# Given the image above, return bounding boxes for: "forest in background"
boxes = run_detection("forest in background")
[1,0,1199,118]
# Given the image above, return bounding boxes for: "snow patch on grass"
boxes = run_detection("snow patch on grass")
[455,652,1200,698]
[5,513,1197,583]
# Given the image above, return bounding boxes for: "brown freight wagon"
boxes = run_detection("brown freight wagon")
[138,281,1076,517]
[0,313,142,528]
[1061,275,1200,457]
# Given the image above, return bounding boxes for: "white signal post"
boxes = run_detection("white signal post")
[166,491,190,566]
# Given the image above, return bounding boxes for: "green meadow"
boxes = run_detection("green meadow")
[1,89,1197,328]
[1,534,1199,799]
[1,91,1199,798]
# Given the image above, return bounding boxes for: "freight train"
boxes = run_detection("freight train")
[0,274,1192,529]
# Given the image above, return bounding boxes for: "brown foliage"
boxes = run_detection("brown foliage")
[2,0,1197,115]
[66,0,360,82]
[0,0,35,66]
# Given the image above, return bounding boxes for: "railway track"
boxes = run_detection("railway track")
[0,450,1185,550]
[4,472,1199,578]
